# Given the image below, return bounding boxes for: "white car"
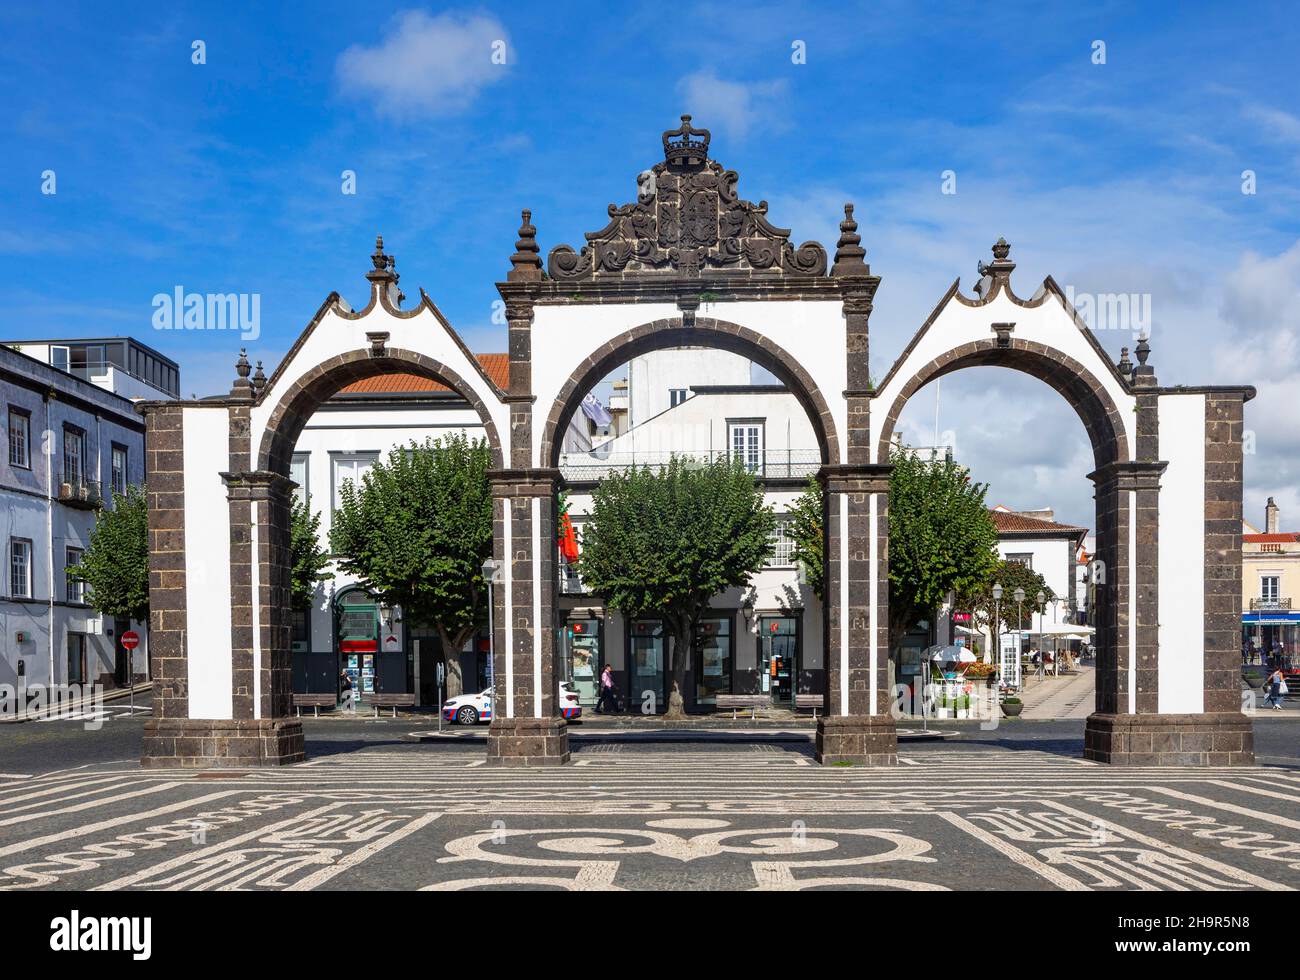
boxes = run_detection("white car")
[442,683,583,725]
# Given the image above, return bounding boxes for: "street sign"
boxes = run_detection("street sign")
[121,631,140,650]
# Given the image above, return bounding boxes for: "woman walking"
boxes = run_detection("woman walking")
[597,664,619,714]
[1264,665,1287,710]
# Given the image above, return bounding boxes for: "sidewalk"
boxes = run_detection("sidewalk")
[1019,665,1095,720]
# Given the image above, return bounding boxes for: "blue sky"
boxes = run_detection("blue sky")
[2,1,1298,528]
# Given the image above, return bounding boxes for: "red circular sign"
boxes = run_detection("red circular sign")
[121,630,140,650]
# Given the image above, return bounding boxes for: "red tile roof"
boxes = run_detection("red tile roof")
[336,354,508,395]
[1244,532,1300,544]
[989,509,1087,534]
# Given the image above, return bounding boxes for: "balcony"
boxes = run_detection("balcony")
[58,476,103,510]
[558,449,822,483]
[559,562,585,595]
[1250,597,1292,611]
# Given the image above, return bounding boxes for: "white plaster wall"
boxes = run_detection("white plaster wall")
[628,348,750,425]
[248,302,509,467]
[182,407,233,719]
[1157,392,1206,714]
[531,300,846,466]
[871,290,1136,460]
[994,538,1075,628]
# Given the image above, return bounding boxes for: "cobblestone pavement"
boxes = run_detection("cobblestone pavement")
[1,740,1298,891]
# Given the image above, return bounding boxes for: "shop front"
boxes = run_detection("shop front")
[1243,610,1299,666]
[561,616,603,709]
[757,615,797,707]
[335,589,409,702]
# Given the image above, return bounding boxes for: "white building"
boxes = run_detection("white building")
[0,338,173,693]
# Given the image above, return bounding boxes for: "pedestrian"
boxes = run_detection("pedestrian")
[597,664,619,714]
[340,670,355,713]
[1263,665,1287,711]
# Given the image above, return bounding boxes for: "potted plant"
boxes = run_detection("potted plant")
[1001,696,1023,718]
[956,694,970,720]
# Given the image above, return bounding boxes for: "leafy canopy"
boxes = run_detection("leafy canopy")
[787,474,824,600]
[329,434,494,654]
[289,499,333,612]
[70,486,149,623]
[886,448,999,641]
[956,558,1055,639]
[578,456,776,624]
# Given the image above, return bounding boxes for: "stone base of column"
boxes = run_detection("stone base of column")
[815,715,898,766]
[141,718,305,768]
[1084,712,1254,766]
[486,716,570,767]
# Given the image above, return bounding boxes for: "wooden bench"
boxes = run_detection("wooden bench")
[292,693,336,718]
[715,694,769,721]
[370,693,417,718]
[795,693,825,719]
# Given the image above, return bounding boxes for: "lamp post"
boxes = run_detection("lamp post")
[481,558,502,728]
[992,582,1004,685]
[1036,589,1049,675]
[1013,586,1026,678]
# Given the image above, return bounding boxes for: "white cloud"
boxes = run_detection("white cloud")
[675,71,788,140]
[336,10,510,118]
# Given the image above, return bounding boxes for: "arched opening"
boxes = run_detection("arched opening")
[246,349,508,719]
[877,339,1131,726]
[539,318,840,717]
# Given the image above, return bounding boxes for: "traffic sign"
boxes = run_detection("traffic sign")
[121,630,140,650]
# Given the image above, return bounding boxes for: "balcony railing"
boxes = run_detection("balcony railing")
[58,476,102,509]
[558,449,822,482]
[1250,597,1292,611]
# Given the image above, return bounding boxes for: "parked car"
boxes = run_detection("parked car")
[442,682,583,725]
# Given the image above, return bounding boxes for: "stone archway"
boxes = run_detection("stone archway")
[139,243,510,767]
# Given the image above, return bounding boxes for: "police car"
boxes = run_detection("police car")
[443,682,583,725]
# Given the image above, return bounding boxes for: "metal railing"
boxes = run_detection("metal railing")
[558,449,822,482]
[1250,597,1292,611]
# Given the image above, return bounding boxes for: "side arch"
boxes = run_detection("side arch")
[538,316,842,468]
[874,337,1131,468]
[256,347,506,474]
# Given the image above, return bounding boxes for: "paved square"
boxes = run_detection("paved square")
[2,742,1297,891]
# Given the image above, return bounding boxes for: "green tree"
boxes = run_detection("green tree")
[955,558,1055,652]
[578,456,776,717]
[787,474,824,600]
[70,485,149,624]
[289,499,333,612]
[887,448,999,649]
[329,434,494,697]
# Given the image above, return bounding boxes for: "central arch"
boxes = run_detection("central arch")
[539,316,841,467]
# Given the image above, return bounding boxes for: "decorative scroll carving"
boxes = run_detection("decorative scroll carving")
[547,116,828,281]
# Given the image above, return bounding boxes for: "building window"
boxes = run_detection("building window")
[8,407,30,469]
[332,453,378,516]
[10,539,32,598]
[62,426,84,487]
[291,607,310,651]
[728,421,763,474]
[111,444,128,496]
[290,453,310,508]
[1261,575,1280,603]
[1006,553,1034,570]
[767,517,795,567]
[669,388,688,408]
[66,547,86,603]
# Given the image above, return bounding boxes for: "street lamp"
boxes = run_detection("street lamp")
[481,558,503,702]
[1036,589,1048,674]
[1013,586,1026,677]
[992,582,1003,682]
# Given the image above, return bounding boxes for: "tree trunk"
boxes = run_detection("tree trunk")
[665,615,691,719]
[436,624,466,698]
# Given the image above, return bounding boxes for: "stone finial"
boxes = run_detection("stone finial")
[229,348,253,399]
[508,209,544,282]
[366,234,397,287]
[1117,346,1133,375]
[1131,333,1157,387]
[831,203,870,277]
[1135,335,1150,365]
[984,237,1016,280]
[251,360,266,393]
